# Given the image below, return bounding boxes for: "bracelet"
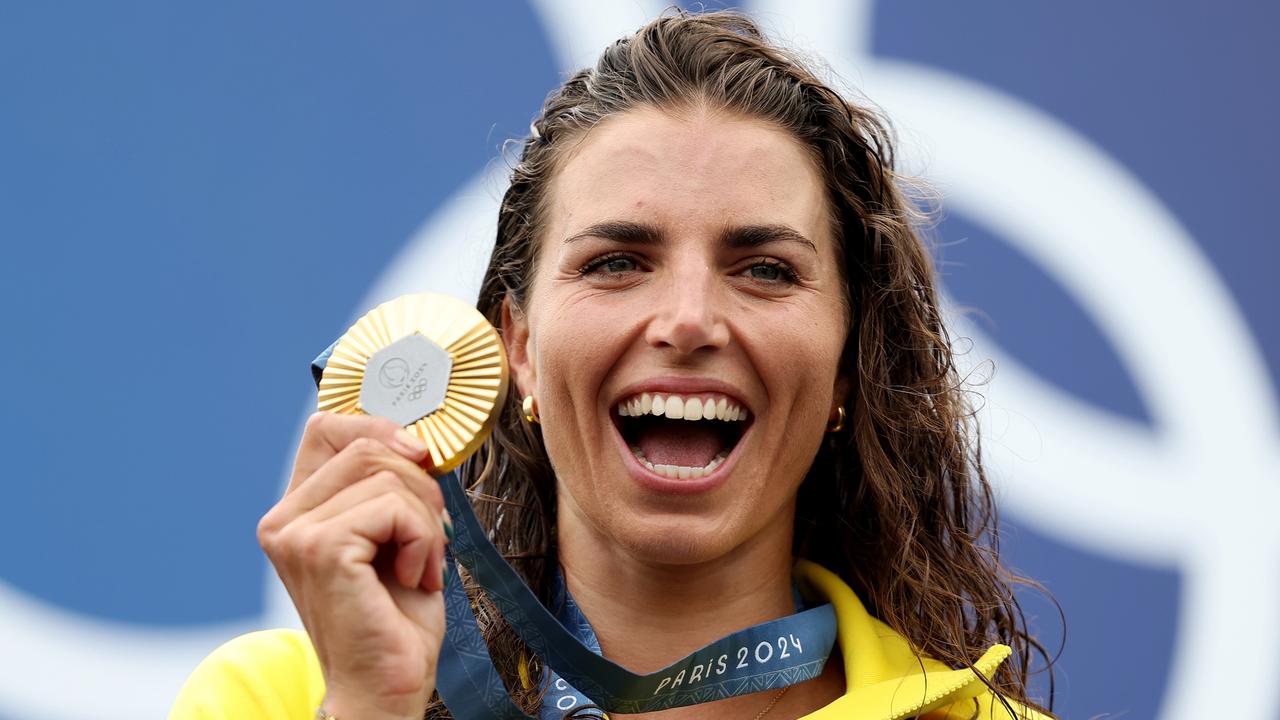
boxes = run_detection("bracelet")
[315,707,338,720]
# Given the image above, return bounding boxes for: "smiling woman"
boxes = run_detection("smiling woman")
[508,106,848,574]
[172,9,1056,720]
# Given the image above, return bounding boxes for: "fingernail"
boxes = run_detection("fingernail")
[442,511,454,542]
[394,429,428,456]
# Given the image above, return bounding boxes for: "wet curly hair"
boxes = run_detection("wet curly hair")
[427,8,1058,718]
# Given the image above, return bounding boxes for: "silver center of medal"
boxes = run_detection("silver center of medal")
[360,333,452,426]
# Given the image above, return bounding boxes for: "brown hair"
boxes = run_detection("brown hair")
[432,9,1057,718]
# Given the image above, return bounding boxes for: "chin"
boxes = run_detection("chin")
[614,526,732,567]
[599,497,763,567]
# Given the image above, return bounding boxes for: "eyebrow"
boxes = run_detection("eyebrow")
[722,224,817,254]
[564,220,817,254]
[565,220,662,246]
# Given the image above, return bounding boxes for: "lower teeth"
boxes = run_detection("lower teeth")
[629,447,728,479]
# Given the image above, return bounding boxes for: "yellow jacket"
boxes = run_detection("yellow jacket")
[171,561,1049,719]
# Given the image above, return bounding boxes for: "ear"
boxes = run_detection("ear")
[501,295,537,401]
[832,372,851,416]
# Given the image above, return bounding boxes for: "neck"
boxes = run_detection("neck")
[555,499,844,718]
[558,520,795,674]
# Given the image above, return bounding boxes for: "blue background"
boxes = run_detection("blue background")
[2,2,1274,718]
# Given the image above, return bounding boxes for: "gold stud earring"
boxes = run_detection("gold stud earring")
[826,406,845,433]
[522,395,540,425]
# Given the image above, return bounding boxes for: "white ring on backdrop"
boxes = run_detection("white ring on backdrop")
[2,1,1274,717]
[757,1,1280,718]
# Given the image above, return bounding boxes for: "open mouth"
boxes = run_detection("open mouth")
[612,393,751,480]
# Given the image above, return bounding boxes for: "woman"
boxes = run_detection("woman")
[173,10,1056,719]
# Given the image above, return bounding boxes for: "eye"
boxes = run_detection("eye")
[748,263,782,281]
[579,252,640,276]
[742,259,799,284]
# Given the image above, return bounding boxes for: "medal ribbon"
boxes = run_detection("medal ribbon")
[435,472,837,717]
[535,573,607,718]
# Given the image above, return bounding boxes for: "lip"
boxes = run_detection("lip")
[608,376,754,495]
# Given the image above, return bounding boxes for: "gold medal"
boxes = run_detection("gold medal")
[317,293,508,471]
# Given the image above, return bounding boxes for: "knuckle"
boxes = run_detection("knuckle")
[290,525,326,568]
[261,521,294,561]
[303,411,332,436]
[353,414,398,441]
[380,480,424,517]
[366,468,402,491]
[347,436,388,461]
[256,511,280,548]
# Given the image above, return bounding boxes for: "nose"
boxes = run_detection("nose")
[644,263,731,355]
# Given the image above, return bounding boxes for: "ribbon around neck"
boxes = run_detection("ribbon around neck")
[435,472,837,717]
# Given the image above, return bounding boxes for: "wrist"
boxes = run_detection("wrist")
[319,690,427,720]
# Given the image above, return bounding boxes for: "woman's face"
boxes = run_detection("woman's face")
[505,106,848,565]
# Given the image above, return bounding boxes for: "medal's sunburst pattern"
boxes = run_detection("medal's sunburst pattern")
[318,293,508,472]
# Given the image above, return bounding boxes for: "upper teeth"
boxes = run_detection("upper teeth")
[616,393,748,422]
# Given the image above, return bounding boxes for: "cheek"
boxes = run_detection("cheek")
[534,303,615,394]
[753,303,845,390]
[528,302,628,464]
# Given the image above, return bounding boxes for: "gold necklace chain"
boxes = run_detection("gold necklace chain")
[751,685,791,720]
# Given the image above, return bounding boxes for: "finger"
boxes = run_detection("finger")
[282,437,445,518]
[415,533,446,594]
[306,469,439,529]
[419,508,451,594]
[290,412,434,491]
[422,537,448,593]
[260,439,445,548]
[307,472,446,591]
[320,491,437,589]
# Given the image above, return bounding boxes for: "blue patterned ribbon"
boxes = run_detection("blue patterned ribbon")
[435,472,837,718]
